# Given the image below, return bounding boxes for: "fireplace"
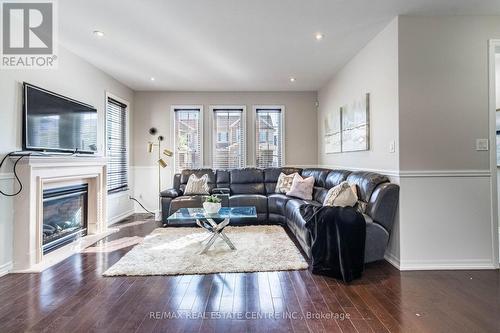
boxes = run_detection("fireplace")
[43,184,88,254]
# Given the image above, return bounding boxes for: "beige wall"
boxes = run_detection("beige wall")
[132,91,318,210]
[318,18,399,173]
[133,91,318,166]
[0,46,135,275]
[399,16,500,171]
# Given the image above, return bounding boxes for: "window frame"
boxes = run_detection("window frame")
[209,105,247,169]
[252,105,285,167]
[170,105,204,173]
[105,92,130,195]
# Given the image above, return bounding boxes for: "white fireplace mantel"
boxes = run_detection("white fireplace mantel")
[11,155,108,271]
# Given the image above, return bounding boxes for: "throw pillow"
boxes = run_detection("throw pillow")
[286,174,314,200]
[184,174,210,195]
[323,181,358,207]
[275,172,297,194]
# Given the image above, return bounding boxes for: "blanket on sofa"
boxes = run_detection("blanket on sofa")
[300,205,366,283]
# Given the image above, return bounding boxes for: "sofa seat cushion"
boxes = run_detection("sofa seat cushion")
[229,194,267,212]
[268,193,291,216]
[169,196,205,215]
[285,198,321,215]
[285,199,321,246]
[229,194,268,223]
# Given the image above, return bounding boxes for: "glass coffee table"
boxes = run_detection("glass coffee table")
[167,206,257,254]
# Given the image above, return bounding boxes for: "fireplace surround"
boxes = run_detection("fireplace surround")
[11,156,108,271]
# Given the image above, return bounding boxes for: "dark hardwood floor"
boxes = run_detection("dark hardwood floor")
[1,215,499,333]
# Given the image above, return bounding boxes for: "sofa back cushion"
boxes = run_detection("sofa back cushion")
[264,167,302,194]
[179,169,216,193]
[216,169,231,189]
[347,171,389,202]
[230,168,265,195]
[312,187,328,203]
[325,170,351,189]
[300,168,331,188]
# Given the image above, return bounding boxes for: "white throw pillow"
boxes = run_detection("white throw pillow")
[275,172,297,194]
[286,174,314,200]
[184,174,210,195]
[323,181,358,207]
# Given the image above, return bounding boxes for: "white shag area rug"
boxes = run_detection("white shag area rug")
[103,225,308,276]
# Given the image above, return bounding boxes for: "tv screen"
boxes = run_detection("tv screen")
[23,83,98,154]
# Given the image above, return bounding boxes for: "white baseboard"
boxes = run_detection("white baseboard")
[384,253,498,270]
[398,259,497,271]
[384,252,400,269]
[0,261,13,277]
[108,209,135,225]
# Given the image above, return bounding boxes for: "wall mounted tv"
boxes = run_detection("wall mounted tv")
[23,83,98,154]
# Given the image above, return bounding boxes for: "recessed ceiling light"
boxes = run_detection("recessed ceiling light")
[289,77,296,82]
[150,77,155,81]
[315,32,324,40]
[93,30,104,38]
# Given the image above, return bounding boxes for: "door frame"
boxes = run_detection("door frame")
[488,39,500,266]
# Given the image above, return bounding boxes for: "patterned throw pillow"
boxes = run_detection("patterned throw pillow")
[323,181,358,207]
[184,174,210,195]
[275,172,297,194]
[286,174,315,200]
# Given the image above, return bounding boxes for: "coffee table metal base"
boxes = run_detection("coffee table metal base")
[196,218,236,254]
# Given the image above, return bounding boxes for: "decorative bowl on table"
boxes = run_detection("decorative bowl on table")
[203,195,222,214]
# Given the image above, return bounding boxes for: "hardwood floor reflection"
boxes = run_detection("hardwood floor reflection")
[0,215,499,332]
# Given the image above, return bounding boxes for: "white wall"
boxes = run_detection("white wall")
[397,16,500,269]
[0,46,135,274]
[318,18,399,174]
[132,91,318,211]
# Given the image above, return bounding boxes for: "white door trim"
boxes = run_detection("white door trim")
[488,39,500,266]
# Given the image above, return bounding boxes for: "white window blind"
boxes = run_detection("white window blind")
[255,108,283,168]
[212,108,245,169]
[106,98,128,193]
[174,108,202,172]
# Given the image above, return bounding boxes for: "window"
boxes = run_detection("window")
[212,107,245,169]
[173,107,203,172]
[106,97,128,193]
[255,106,284,168]
[217,132,228,143]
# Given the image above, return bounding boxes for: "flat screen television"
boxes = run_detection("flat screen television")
[23,83,98,154]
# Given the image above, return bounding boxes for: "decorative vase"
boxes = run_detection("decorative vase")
[203,202,221,214]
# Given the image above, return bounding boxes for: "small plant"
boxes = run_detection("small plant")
[205,195,221,203]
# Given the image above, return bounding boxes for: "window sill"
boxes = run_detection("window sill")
[107,187,130,197]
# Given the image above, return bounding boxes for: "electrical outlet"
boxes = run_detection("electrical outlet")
[475,139,489,151]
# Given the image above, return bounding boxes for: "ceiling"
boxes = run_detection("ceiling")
[59,0,500,91]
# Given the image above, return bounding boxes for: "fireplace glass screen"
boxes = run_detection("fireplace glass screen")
[42,184,88,253]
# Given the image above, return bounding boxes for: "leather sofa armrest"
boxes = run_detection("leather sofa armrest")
[212,187,230,195]
[366,183,399,232]
[160,188,182,198]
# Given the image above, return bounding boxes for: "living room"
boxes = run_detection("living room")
[0,1,499,332]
